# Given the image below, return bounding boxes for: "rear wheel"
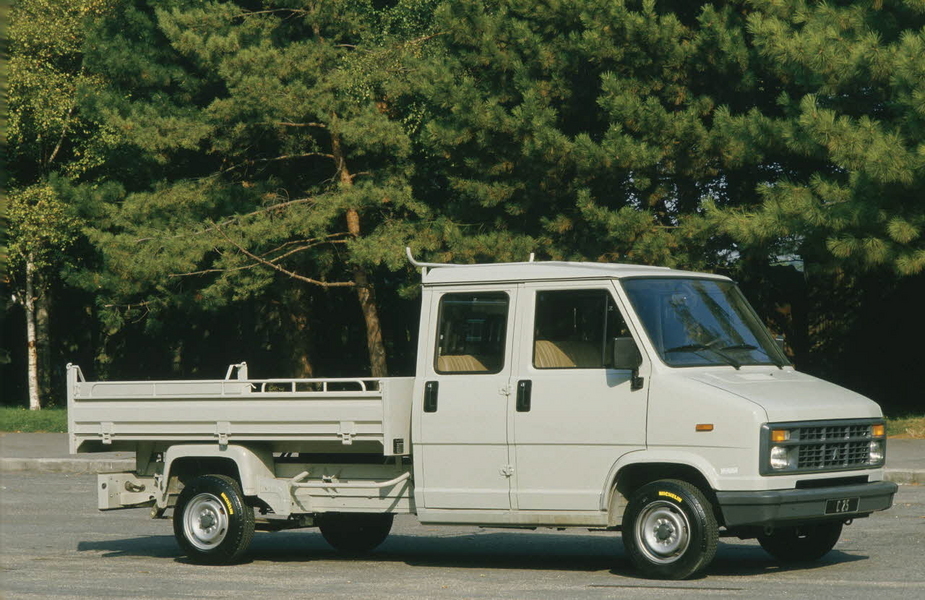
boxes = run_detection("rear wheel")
[318,513,393,554]
[621,479,718,580]
[173,474,255,564]
[758,522,842,562]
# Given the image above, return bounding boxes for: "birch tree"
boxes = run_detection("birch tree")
[6,0,110,407]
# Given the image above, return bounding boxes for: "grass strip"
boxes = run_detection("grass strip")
[886,415,925,439]
[0,407,68,433]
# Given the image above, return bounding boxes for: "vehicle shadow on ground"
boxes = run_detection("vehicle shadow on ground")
[77,535,180,559]
[703,543,867,577]
[77,531,868,578]
[245,530,620,572]
[78,531,619,570]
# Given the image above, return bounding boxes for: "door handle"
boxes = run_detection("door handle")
[516,380,532,412]
[424,381,439,413]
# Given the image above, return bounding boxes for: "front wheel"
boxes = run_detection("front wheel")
[173,474,255,564]
[318,513,393,554]
[758,522,842,562]
[621,479,718,580]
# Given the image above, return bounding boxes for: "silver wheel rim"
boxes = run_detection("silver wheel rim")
[635,500,691,564]
[183,493,229,551]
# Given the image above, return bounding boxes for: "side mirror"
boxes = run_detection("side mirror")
[612,337,644,391]
[612,337,642,370]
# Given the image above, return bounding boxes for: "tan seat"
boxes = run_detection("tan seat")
[437,354,489,373]
[534,340,602,369]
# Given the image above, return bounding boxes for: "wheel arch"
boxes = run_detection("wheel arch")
[604,454,721,527]
[159,444,287,514]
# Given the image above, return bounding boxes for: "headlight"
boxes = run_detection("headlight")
[770,445,795,470]
[868,440,884,465]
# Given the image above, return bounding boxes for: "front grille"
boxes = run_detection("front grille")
[762,419,884,475]
[801,424,870,441]
[794,424,872,470]
[797,440,871,469]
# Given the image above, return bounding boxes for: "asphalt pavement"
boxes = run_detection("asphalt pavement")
[0,432,922,482]
[2,472,924,599]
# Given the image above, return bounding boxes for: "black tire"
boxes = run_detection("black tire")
[621,479,718,580]
[757,522,842,562]
[173,474,255,565]
[318,513,393,554]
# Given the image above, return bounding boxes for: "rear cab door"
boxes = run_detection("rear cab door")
[413,284,520,513]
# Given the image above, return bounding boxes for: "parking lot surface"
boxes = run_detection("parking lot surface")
[1,473,923,599]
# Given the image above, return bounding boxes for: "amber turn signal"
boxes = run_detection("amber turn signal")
[872,424,885,437]
[695,423,714,432]
[770,429,790,442]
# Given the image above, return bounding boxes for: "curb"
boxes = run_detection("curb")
[884,469,923,485]
[2,458,922,484]
[0,458,134,474]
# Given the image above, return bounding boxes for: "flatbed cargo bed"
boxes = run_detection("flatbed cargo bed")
[66,363,414,456]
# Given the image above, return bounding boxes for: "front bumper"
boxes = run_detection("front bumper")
[715,480,898,527]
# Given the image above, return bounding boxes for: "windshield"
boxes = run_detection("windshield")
[621,278,788,368]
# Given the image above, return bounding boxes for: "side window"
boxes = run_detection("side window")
[533,289,630,369]
[435,292,509,374]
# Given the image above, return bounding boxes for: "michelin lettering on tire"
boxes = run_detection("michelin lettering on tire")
[658,491,683,503]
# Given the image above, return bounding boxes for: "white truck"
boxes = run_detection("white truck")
[68,253,897,579]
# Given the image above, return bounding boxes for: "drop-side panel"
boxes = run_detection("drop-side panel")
[66,365,414,457]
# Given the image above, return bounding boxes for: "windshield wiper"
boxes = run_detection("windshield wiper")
[664,343,741,369]
[720,344,786,369]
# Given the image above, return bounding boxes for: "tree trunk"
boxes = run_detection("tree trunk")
[288,289,315,378]
[345,209,388,377]
[331,132,389,377]
[24,258,41,410]
[35,277,52,404]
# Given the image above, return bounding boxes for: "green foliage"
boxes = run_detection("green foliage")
[411,1,740,266]
[1,0,10,285]
[69,0,444,377]
[7,0,115,182]
[6,183,80,274]
[6,0,114,293]
[706,1,925,275]
[411,1,925,277]
[0,407,68,431]
[4,0,925,410]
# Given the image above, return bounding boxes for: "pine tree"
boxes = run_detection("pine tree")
[405,1,924,391]
[411,1,736,267]
[412,1,924,278]
[706,0,925,277]
[79,0,441,377]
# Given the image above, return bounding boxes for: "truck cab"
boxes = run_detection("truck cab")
[69,256,897,579]
[410,258,895,577]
